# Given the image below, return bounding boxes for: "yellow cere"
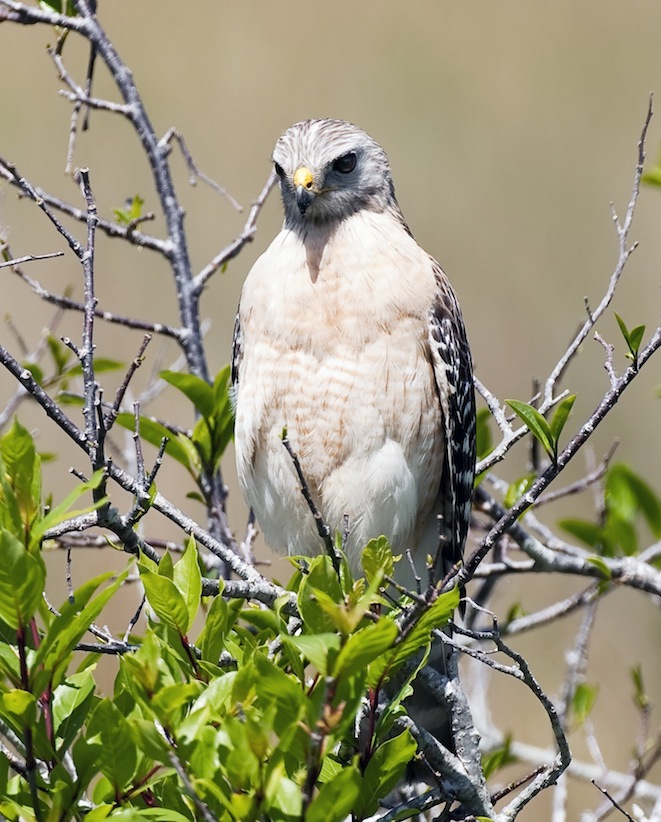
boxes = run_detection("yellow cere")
[293,166,314,190]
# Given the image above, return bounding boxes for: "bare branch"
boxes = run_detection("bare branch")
[159,127,242,211]
[0,251,64,269]
[194,169,277,291]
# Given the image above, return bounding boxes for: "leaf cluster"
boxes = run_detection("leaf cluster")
[0,425,461,821]
[116,368,234,504]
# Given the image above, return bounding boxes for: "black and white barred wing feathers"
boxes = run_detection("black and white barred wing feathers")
[427,261,476,573]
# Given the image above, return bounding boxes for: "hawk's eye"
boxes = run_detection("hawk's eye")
[274,162,285,178]
[332,152,357,174]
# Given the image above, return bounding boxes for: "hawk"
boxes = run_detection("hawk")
[232,118,475,589]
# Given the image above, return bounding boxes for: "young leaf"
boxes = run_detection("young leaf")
[139,564,190,635]
[482,735,516,779]
[172,536,202,631]
[0,529,46,629]
[631,664,650,711]
[506,399,555,461]
[504,474,535,509]
[67,358,123,377]
[297,555,344,634]
[572,682,599,725]
[587,556,612,579]
[549,393,576,443]
[198,591,235,664]
[28,469,106,551]
[252,654,304,736]
[615,312,646,364]
[1,419,40,526]
[160,371,216,420]
[362,535,394,584]
[113,194,145,224]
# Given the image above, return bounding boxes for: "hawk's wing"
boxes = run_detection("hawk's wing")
[428,260,476,576]
[230,310,243,410]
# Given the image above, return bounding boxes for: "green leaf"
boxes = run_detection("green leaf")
[615,313,646,363]
[604,517,637,556]
[0,419,40,528]
[33,570,126,689]
[113,194,145,224]
[29,469,105,551]
[306,765,361,822]
[140,564,189,634]
[199,591,236,664]
[86,699,137,790]
[476,407,493,460]
[128,717,171,764]
[253,655,304,735]
[371,587,459,685]
[504,474,535,509]
[361,535,394,585]
[52,669,97,752]
[160,371,216,420]
[0,529,46,628]
[587,556,612,579]
[354,730,417,818]
[642,165,661,187]
[158,550,174,580]
[297,555,344,634]
[285,633,341,676]
[607,464,661,537]
[628,324,646,354]
[47,334,71,375]
[504,602,525,626]
[615,312,630,343]
[67,358,123,377]
[506,399,555,461]
[572,682,598,725]
[172,536,202,632]
[549,393,576,443]
[334,619,398,679]
[482,735,516,779]
[631,665,650,711]
[21,361,44,384]
[559,518,603,549]
[1,690,37,726]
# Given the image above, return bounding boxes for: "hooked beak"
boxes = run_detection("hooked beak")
[293,165,316,216]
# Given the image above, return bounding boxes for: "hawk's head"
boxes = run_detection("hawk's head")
[272,119,398,226]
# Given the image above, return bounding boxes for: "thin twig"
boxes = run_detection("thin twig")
[0,251,64,269]
[281,431,342,575]
[194,169,277,291]
[159,127,242,211]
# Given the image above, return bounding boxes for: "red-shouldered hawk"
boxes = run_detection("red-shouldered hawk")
[232,119,475,589]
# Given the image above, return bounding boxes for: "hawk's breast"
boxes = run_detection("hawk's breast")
[234,211,444,567]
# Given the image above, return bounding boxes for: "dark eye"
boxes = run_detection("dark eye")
[332,152,357,174]
[274,162,285,178]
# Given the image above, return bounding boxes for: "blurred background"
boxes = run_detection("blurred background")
[1,1,661,817]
